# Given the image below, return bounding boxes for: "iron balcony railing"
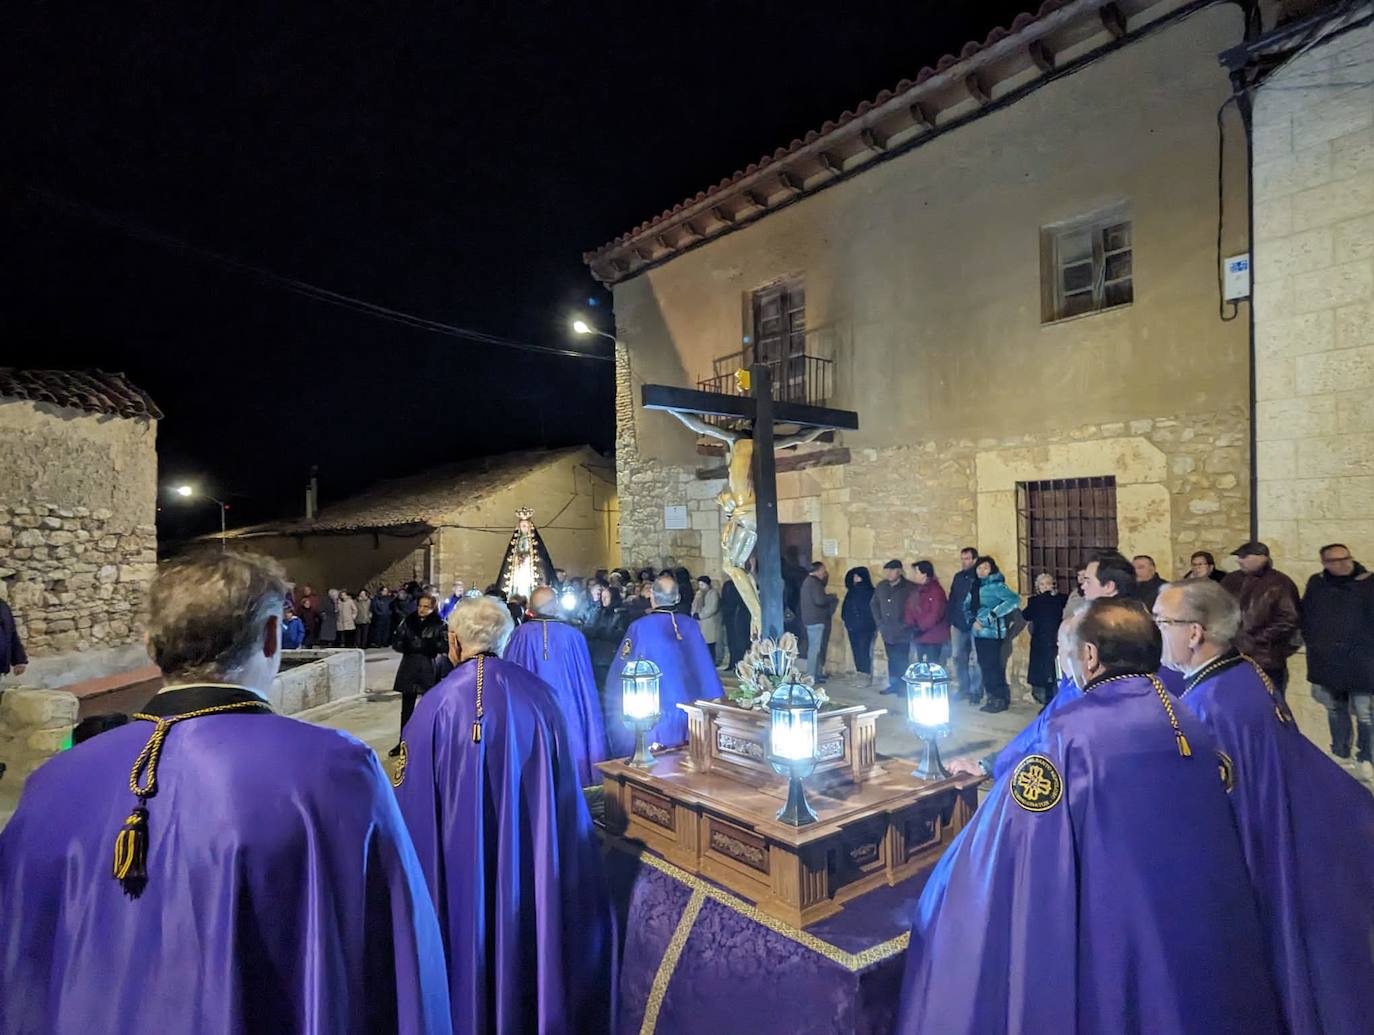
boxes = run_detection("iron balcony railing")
[696,352,833,428]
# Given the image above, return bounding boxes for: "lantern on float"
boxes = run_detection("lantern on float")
[904,661,951,780]
[620,658,662,769]
[767,680,820,826]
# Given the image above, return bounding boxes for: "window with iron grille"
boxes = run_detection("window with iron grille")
[750,278,806,400]
[1016,476,1118,595]
[1042,206,1132,322]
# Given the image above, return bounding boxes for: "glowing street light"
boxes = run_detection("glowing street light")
[571,317,617,343]
[171,484,229,550]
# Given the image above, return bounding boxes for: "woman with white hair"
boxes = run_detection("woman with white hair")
[393,594,616,1035]
[1022,572,1068,706]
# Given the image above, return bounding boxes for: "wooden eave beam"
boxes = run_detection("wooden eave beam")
[819,151,843,175]
[909,102,935,131]
[712,205,735,225]
[777,171,802,195]
[681,219,703,242]
[655,233,671,252]
[965,72,991,106]
[635,245,653,262]
[1100,2,1127,39]
[744,189,768,209]
[859,128,887,154]
[1028,39,1055,73]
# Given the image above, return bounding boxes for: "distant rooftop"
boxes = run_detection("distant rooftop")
[0,368,162,420]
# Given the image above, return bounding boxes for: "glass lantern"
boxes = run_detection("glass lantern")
[904,661,951,780]
[766,680,820,826]
[620,658,662,769]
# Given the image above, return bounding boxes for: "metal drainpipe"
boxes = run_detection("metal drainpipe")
[1234,69,1259,542]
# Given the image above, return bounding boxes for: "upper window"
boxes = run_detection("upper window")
[1042,206,1133,322]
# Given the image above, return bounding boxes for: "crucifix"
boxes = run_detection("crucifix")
[642,364,859,643]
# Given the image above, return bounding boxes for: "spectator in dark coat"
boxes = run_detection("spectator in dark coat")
[871,560,916,695]
[0,599,28,679]
[1132,555,1168,610]
[1022,573,1069,706]
[1187,551,1227,582]
[318,589,339,646]
[370,587,394,647]
[947,547,982,702]
[1222,541,1301,694]
[1301,544,1374,776]
[841,567,877,683]
[295,585,322,646]
[388,592,446,756]
[584,585,630,688]
[800,562,837,683]
[904,561,950,665]
[672,567,695,616]
[719,578,752,669]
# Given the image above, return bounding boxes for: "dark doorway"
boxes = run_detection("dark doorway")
[779,522,813,616]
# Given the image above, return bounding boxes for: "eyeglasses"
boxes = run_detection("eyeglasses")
[1322,555,1354,564]
[1152,616,1198,628]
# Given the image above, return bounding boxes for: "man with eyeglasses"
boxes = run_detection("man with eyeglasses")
[1154,578,1374,1035]
[1302,543,1374,779]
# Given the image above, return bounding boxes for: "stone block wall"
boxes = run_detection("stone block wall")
[1253,16,1374,580]
[0,687,78,779]
[0,501,157,657]
[267,649,366,715]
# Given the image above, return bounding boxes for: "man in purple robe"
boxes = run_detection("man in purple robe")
[1156,579,1374,1035]
[394,594,616,1035]
[898,599,1281,1035]
[0,551,451,1035]
[504,585,609,786]
[603,573,723,756]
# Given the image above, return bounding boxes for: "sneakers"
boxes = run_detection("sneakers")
[1358,760,1374,784]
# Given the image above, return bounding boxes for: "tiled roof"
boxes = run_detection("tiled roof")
[0,368,162,419]
[584,0,1165,284]
[221,446,611,537]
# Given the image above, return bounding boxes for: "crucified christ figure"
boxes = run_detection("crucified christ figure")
[665,410,825,637]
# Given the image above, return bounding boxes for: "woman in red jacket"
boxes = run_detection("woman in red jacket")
[904,560,951,665]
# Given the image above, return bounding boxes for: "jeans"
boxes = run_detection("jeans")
[1315,685,1374,761]
[884,640,911,693]
[356,623,369,647]
[847,625,875,674]
[805,624,826,678]
[974,637,1010,706]
[914,641,948,665]
[950,626,983,700]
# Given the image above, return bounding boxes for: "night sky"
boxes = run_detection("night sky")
[5,1,1029,540]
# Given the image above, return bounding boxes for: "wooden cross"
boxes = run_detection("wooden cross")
[642,364,859,643]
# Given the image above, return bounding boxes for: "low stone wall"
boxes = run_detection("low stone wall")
[0,687,79,779]
[267,648,366,715]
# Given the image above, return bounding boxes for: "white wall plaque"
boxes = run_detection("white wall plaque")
[663,505,689,530]
[822,538,839,557]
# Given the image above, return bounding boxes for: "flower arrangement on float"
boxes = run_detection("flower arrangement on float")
[727,633,830,711]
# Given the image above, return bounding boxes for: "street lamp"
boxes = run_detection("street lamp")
[620,658,662,769]
[904,662,952,780]
[172,484,228,551]
[767,679,820,826]
[571,317,618,343]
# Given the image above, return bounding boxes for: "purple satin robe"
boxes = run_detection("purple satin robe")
[0,686,452,1035]
[604,609,722,756]
[898,673,1282,1035]
[1181,653,1374,1035]
[504,618,609,786]
[394,655,617,1035]
[990,667,1183,779]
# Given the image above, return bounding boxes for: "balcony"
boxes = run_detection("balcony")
[695,351,834,430]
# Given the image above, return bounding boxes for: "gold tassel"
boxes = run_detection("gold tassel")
[112,807,148,888]
[1175,730,1193,757]
[471,721,483,743]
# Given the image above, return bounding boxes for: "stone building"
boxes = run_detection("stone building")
[0,369,160,687]
[1242,2,1374,580]
[585,0,1254,642]
[217,446,619,591]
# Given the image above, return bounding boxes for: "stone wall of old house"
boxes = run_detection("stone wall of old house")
[1253,15,1374,580]
[0,400,157,685]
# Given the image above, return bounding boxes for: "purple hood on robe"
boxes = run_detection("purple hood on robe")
[0,684,451,1035]
[898,672,1281,1035]
[504,618,608,786]
[604,609,722,756]
[394,655,616,1035]
[1180,652,1374,1035]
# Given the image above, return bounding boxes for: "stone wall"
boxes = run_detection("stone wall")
[1252,15,1374,579]
[0,399,157,680]
[268,649,366,715]
[0,688,78,780]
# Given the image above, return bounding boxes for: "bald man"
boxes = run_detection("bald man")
[504,586,608,786]
[603,574,723,755]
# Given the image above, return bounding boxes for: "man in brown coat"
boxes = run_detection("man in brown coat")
[1221,541,1301,694]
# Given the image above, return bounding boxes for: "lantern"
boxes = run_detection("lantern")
[767,680,820,826]
[620,658,662,769]
[904,661,951,780]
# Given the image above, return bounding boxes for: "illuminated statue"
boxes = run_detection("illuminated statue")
[665,408,823,636]
[497,507,556,602]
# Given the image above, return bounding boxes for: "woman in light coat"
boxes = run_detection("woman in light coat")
[336,590,358,647]
[692,575,722,661]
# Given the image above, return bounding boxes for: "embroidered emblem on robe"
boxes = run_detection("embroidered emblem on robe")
[1011,754,1063,812]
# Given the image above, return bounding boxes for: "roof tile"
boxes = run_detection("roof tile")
[0,368,162,420]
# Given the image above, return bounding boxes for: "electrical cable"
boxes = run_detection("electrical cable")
[24,186,613,363]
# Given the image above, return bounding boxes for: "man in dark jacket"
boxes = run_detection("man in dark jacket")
[1132,555,1168,610]
[947,547,982,701]
[800,562,837,683]
[1301,543,1374,776]
[1222,541,1301,694]
[0,599,28,679]
[871,560,915,695]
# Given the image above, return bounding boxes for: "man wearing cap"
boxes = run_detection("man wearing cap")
[1222,541,1301,694]
[871,559,916,694]
[896,598,1280,1034]
[0,551,451,1034]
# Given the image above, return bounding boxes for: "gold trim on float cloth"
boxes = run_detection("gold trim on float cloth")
[610,839,910,974]
[640,887,706,1035]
